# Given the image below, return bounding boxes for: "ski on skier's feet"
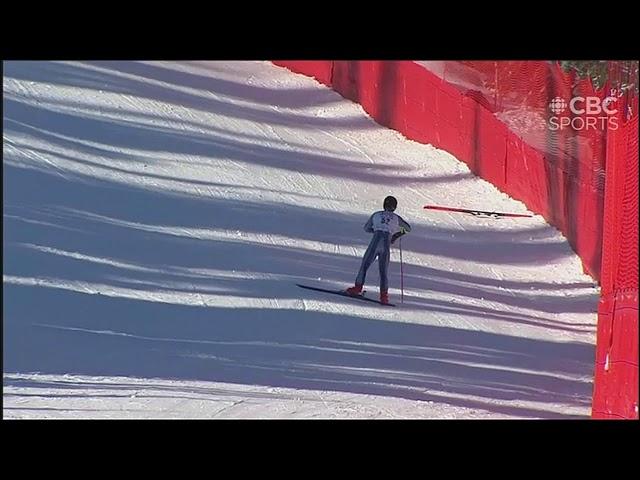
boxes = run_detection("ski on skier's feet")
[296,284,396,307]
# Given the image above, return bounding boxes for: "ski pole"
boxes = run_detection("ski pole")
[399,237,404,304]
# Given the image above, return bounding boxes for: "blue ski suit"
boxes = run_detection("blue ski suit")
[355,210,411,292]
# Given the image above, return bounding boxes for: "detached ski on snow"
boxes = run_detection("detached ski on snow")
[423,205,533,218]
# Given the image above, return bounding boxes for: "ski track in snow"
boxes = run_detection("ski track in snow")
[3,61,598,419]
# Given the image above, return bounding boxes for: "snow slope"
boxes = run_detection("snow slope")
[3,61,599,418]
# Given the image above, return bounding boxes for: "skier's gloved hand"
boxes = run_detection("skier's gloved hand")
[391,227,408,245]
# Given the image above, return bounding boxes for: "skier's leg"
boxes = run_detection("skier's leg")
[355,232,382,287]
[378,234,391,302]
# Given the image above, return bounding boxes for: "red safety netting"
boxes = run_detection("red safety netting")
[592,69,638,419]
[601,110,639,295]
[418,61,622,193]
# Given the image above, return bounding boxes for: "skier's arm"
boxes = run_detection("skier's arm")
[391,216,411,244]
[364,214,374,233]
[398,216,412,233]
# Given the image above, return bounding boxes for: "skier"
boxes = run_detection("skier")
[345,196,411,305]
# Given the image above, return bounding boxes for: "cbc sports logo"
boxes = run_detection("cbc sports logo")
[548,95,619,130]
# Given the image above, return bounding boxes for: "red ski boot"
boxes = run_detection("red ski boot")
[345,284,363,296]
[380,290,390,305]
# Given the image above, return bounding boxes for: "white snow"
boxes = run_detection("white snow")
[3,61,599,419]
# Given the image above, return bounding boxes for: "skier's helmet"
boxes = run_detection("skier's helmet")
[383,195,397,212]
